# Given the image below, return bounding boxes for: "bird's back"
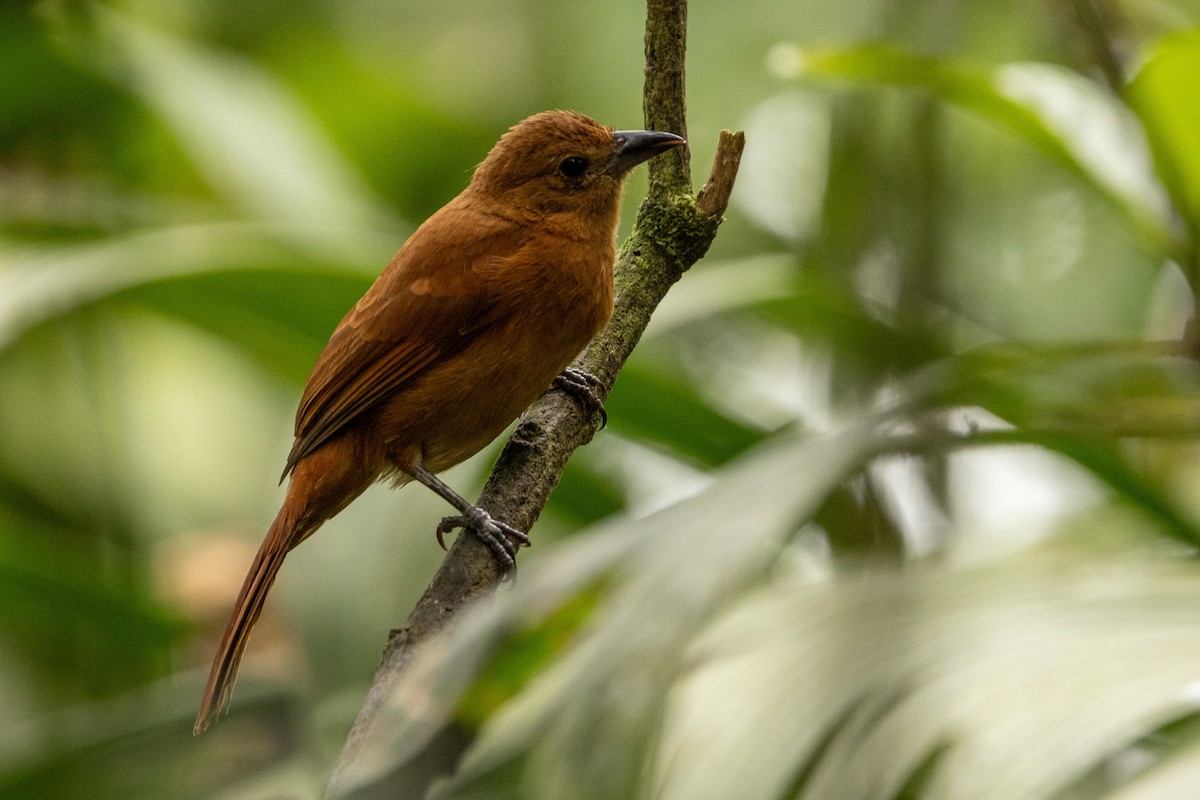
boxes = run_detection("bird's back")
[289,189,615,480]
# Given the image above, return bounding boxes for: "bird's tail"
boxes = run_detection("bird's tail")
[193,499,306,734]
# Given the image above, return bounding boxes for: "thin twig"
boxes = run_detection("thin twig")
[697,130,745,219]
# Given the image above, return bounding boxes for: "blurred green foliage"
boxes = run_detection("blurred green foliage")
[6,0,1200,798]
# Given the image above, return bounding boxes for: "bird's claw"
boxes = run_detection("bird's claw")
[436,506,529,569]
[553,368,608,429]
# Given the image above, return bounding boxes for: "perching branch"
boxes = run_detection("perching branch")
[327,0,743,792]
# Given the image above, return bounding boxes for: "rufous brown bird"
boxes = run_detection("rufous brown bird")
[194,110,685,733]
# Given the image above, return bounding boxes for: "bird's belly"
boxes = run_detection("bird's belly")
[378,315,596,475]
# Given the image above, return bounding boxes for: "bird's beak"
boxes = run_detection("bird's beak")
[606,129,687,175]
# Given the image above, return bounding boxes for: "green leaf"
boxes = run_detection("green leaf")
[773,43,1174,252]
[607,359,769,467]
[121,267,373,385]
[940,343,1200,546]
[0,472,183,696]
[644,255,799,336]
[1128,29,1200,235]
[1033,435,1199,548]
[0,222,385,354]
[91,7,398,236]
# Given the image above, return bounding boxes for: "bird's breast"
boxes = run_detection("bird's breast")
[381,236,614,475]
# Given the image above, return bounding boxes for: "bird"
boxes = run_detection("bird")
[194,110,686,733]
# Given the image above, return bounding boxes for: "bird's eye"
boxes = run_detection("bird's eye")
[558,156,589,178]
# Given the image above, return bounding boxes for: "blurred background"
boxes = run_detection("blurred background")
[6,0,1200,798]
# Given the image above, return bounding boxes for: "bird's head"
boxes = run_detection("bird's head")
[469,110,685,218]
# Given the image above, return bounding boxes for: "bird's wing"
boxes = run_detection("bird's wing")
[281,205,524,479]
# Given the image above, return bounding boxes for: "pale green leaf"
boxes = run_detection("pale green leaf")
[770,43,1174,252]
[329,423,884,799]
[94,8,398,238]
[0,222,387,351]
[654,543,1200,800]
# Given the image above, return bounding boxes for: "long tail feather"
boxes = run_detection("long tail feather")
[193,502,301,734]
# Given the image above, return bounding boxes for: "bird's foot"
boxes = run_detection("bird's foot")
[553,368,607,429]
[435,506,530,569]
